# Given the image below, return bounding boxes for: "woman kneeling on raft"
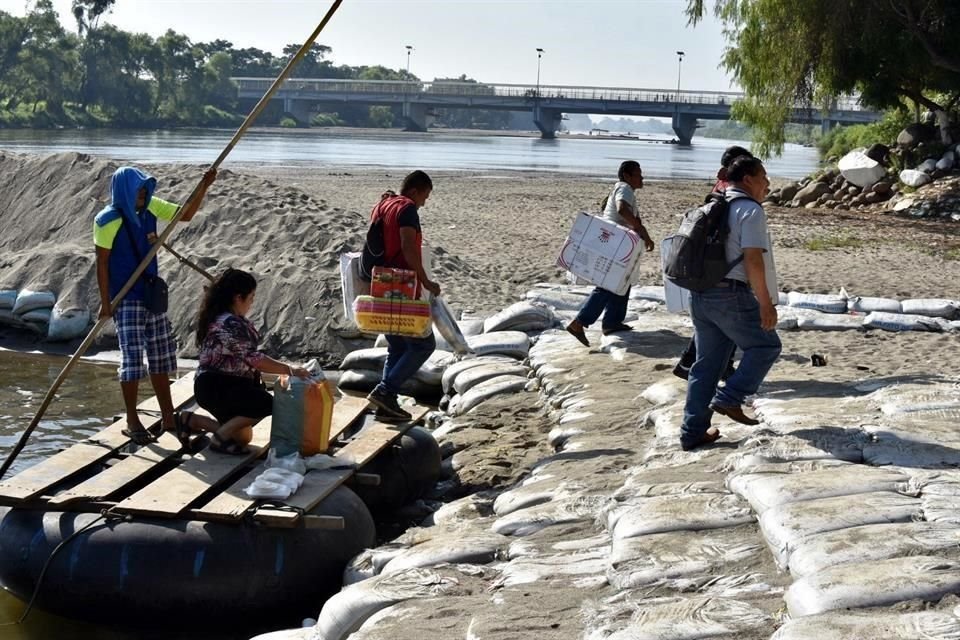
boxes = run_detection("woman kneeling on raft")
[191,268,310,454]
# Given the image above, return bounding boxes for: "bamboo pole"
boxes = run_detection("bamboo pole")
[0,0,345,480]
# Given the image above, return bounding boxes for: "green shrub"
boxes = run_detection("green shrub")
[311,112,344,127]
[818,110,912,159]
[279,116,299,128]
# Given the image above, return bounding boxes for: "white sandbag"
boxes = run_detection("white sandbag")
[846,295,901,313]
[900,168,932,187]
[772,610,960,640]
[629,285,666,303]
[0,290,16,310]
[523,289,588,311]
[483,300,556,334]
[251,629,312,640]
[465,332,530,359]
[787,291,847,314]
[784,555,960,617]
[430,295,471,355]
[796,312,863,331]
[413,350,456,387]
[453,374,528,415]
[46,305,91,342]
[337,369,434,398]
[312,568,460,640]
[728,465,910,513]
[339,252,367,323]
[340,348,388,372]
[12,289,56,315]
[607,527,762,589]
[758,491,922,568]
[863,311,943,332]
[602,597,770,640]
[452,362,528,396]
[458,318,484,336]
[901,298,959,319]
[838,150,886,188]
[788,522,960,579]
[379,532,508,575]
[441,356,516,395]
[492,495,609,536]
[343,546,408,585]
[609,494,754,541]
[19,308,51,324]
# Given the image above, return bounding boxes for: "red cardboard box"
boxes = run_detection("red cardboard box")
[370,267,418,300]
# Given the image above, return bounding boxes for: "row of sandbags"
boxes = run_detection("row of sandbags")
[337,331,533,415]
[528,282,960,332]
[0,289,91,341]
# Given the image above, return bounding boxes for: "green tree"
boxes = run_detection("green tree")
[686,0,960,155]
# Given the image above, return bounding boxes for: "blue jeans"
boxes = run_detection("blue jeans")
[374,333,436,397]
[681,282,781,447]
[576,286,630,330]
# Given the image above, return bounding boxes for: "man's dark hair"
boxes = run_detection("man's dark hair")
[720,145,752,169]
[618,160,641,181]
[726,156,765,183]
[401,170,433,194]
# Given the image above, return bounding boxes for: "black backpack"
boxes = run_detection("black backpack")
[663,192,755,292]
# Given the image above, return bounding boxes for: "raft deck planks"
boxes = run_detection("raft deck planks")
[334,406,429,468]
[111,419,272,518]
[194,398,372,523]
[0,373,196,503]
[47,432,184,506]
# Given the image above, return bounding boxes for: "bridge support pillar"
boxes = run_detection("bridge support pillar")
[402,102,433,132]
[533,105,562,139]
[283,98,312,125]
[671,112,698,146]
[821,118,835,136]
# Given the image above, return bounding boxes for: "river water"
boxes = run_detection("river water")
[0,128,820,637]
[0,127,820,179]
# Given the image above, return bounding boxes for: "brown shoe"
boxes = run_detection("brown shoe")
[709,403,760,426]
[602,323,633,336]
[681,427,722,451]
[565,320,590,347]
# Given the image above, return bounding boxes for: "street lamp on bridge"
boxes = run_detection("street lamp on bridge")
[675,50,685,103]
[405,45,414,75]
[535,48,544,97]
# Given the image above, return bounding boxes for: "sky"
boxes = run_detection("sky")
[0,0,737,92]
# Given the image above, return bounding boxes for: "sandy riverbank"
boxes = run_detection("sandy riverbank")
[0,150,957,366]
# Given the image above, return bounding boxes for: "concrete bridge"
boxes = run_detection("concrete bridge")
[233,77,882,145]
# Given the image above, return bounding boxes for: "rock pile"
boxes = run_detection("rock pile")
[765,123,960,221]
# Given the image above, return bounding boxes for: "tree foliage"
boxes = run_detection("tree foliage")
[0,5,524,131]
[686,0,960,155]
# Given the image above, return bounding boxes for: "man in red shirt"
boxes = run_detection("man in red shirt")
[362,170,440,421]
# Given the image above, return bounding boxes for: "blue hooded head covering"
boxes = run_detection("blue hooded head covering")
[110,167,157,228]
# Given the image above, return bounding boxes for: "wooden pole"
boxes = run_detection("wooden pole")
[0,0,345,480]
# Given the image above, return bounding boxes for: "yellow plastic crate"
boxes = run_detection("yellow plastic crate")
[353,295,432,337]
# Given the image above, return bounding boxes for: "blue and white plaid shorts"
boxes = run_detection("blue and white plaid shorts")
[114,299,178,382]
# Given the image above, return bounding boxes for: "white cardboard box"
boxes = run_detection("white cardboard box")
[660,234,779,315]
[556,212,642,296]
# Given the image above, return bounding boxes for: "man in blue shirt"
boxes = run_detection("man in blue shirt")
[680,156,782,451]
[94,167,216,444]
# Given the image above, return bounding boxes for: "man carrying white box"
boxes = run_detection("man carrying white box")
[566,161,654,347]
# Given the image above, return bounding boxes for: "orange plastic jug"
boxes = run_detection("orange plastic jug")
[272,375,335,456]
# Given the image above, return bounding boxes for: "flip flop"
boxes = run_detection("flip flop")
[121,426,156,446]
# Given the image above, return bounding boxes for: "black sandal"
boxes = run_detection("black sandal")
[173,410,195,446]
[122,426,156,446]
[209,433,251,456]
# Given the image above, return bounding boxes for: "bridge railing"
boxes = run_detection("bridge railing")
[231,78,867,112]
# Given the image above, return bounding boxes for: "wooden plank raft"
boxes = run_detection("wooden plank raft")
[0,373,196,503]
